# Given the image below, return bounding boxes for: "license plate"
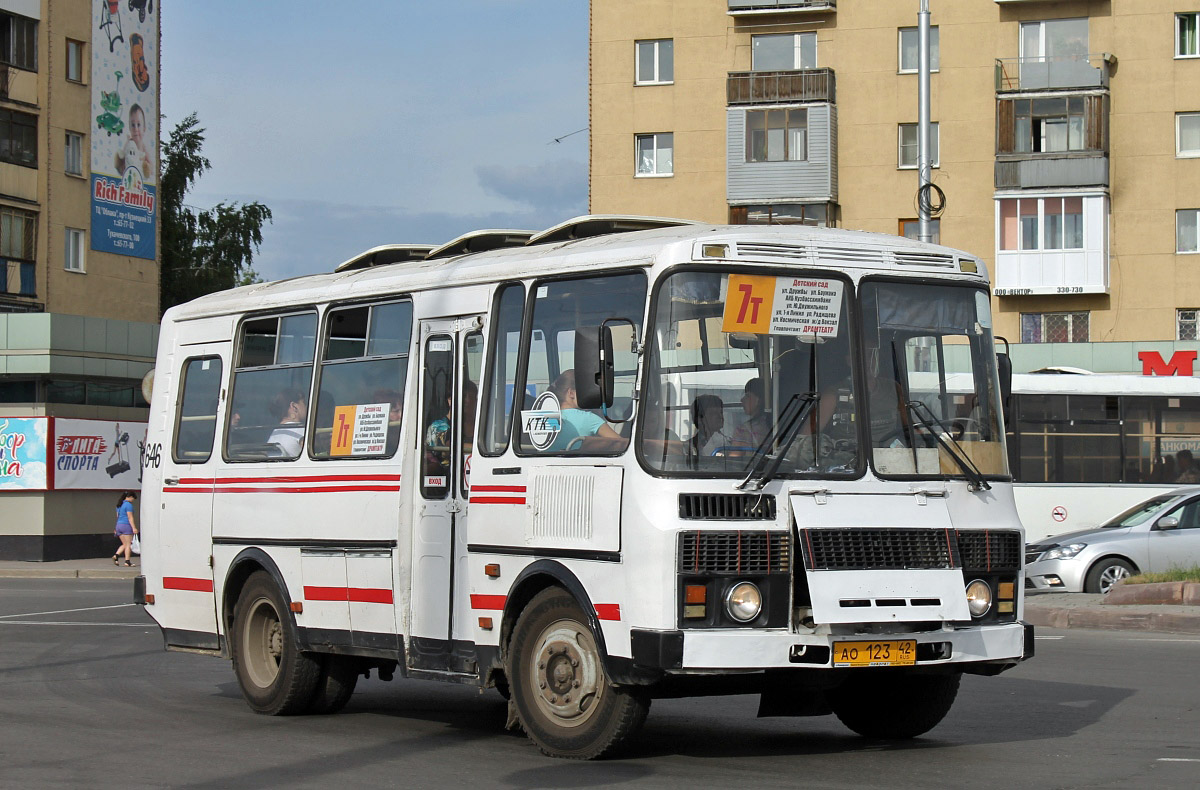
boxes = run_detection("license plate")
[832,640,917,667]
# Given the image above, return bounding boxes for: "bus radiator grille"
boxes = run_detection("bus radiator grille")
[955,530,1022,572]
[678,531,790,575]
[800,528,957,571]
[678,493,777,521]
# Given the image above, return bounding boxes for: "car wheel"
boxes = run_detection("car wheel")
[230,571,320,715]
[831,671,960,739]
[1084,557,1136,594]
[507,588,649,759]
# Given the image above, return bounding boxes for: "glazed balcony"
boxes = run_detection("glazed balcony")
[995,54,1113,92]
[728,1,835,15]
[727,68,835,106]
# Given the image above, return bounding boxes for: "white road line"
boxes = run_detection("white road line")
[0,621,149,627]
[1157,758,1200,763]
[1035,635,1065,640]
[0,603,136,620]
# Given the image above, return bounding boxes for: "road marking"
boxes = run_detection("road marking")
[0,620,149,627]
[1035,635,1065,640]
[1157,758,1200,763]
[0,603,136,620]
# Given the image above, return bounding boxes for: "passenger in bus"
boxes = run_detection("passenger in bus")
[1176,449,1200,484]
[546,370,626,453]
[689,394,728,457]
[424,381,478,472]
[267,389,307,457]
[730,378,770,449]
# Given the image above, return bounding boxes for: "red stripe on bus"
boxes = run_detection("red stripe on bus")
[304,586,348,601]
[162,577,214,593]
[470,594,507,610]
[166,485,400,494]
[304,586,394,604]
[468,496,527,505]
[470,485,526,493]
[594,604,621,621]
[177,474,401,485]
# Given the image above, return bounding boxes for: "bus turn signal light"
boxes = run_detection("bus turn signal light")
[684,584,707,619]
[289,602,303,613]
[478,617,493,630]
[484,563,501,578]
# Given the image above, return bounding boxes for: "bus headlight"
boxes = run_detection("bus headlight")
[725,582,762,622]
[965,579,992,617]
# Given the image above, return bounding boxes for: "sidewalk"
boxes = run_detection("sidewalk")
[0,557,141,580]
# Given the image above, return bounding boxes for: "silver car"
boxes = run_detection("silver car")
[1025,486,1200,593]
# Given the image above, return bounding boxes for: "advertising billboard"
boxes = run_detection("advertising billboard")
[90,0,158,260]
[0,418,48,491]
[53,419,148,490]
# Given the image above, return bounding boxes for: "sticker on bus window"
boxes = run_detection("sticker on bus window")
[429,339,452,352]
[722,274,843,338]
[425,475,448,488]
[521,391,562,451]
[331,403,390,456]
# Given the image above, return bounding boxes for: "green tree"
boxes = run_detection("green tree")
[159,113,272,313]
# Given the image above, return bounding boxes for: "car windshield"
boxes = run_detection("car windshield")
[640,268,860,478]
[1102,495,1177,527]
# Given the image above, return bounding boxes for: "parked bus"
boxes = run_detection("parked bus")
[1004,372,1200,541]
[137,217,1032,759]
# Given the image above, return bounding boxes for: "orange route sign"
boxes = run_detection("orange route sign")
[722,274,776,334]
[722,274,844,337]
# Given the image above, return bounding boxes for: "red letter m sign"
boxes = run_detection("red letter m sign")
[1139,350,1198,376]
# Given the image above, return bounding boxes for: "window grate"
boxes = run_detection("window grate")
[679,530,790,575]
[957,530,1022,572]
[679,493,776,521]
[893,251,956,269]
[800,528,956,570]
[735,242,809,261]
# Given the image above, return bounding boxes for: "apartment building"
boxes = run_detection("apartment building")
[590,0,1200,373]
[0,0,159,560]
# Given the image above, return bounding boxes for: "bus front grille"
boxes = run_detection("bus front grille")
[678,530,790,575]
[799,528,957,570]
[678,493,777,521]
[956,530,1023,572]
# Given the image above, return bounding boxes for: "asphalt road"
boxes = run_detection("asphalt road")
[1,579,1198,789]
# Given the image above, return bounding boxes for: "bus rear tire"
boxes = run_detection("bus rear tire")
[231,571,320,715]
[308,655,359,714]
[831,671,960,739]
[508,588,649,759]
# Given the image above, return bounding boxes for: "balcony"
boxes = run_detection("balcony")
[995,155,1108,190]
[729,1,835,14]
[995,54,1112,92]
[727,68,835,106]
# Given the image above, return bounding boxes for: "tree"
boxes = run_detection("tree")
[159,113,273,313]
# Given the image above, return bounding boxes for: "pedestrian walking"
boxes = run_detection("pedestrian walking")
[112,491,138,566]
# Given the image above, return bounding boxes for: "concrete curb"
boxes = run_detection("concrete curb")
[1025,603,1200,635]
[0,568,139,580]
[1102,581,1200,606]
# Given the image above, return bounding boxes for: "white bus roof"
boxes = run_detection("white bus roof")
[165,220,986,323]
[1012,372,1200,397]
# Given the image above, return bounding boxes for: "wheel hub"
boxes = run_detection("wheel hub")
[530,622,603,727]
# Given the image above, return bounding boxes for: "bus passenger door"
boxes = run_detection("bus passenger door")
[158,346,227,647]
[408,318,479,670]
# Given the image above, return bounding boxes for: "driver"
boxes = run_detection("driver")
[546,369,627,453]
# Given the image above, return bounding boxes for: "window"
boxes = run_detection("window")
[516,272,646,456]
[752,32,817,71]
[636,132,673,176]
[999,197,1082,251]
[461,332,483,496]
[480,283,525,455]
[900,218,941,244]
[0,109,37,167]
[1178,113,1200,157]
[311,301,412,460]
[1020,312,1089,343]
[1180,209,1200,253]
[1009,96,1087,153]
[0,12,36,71]
[898,26,939,73]
[0,207,36,296]
[225,312,318,461]
[1179,309,1200,341]
[174,357,223,463]
[1178,13,1199,58]
[898,122,939,168]
[64,228,85,273]
[731,203,829,226]
[746,108,807,162]
[1020,18,1088,61]
[66,39,84,82]
[64,131,83,175]
[421,334,454,498]
[635,39,673,84]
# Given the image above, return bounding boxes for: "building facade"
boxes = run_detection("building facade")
[590,0,1200,372]
[0,0,159,560]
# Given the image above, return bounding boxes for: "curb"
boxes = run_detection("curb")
[0,569,139,580]
[1025,604,1200,635]
[1103,581,1200,606]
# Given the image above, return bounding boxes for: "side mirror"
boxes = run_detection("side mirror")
[1155,516,1180,530]
[574,324,614,409]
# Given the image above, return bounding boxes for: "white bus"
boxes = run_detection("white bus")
[137,217,1031,759]
[1004,372,1200,542]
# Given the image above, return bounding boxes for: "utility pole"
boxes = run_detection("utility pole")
[918,0,933,242]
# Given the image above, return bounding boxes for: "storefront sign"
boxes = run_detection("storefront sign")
[1139,351,1198,377]
[53,419,148,490]
[0,418,48,490]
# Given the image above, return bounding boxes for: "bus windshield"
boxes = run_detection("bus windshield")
[860,280,1008,479]
[641,268,860,478]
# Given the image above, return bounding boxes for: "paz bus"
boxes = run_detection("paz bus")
[136,216,1032,759]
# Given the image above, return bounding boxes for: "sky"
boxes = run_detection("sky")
[160,2,589,282]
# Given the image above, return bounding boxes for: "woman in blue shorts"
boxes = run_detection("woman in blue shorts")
[112,491,138,566]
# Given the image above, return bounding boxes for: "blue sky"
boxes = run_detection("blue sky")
[161,2,589,281]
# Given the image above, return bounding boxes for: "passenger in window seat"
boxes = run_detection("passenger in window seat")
[546,369,626,453]
[267,389,307,457]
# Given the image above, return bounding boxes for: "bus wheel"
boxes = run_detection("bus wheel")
[231,571,320,715]
[308,655,359,715]
[831,671,960,739]
[508,588,649,759]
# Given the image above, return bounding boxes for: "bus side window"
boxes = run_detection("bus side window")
[461,331,483,497]
[311,300,412,460]
[225,312,317,461]
[174,356,222,463]
[479,283,525,456]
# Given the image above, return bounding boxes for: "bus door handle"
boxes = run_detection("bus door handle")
[910,486,947,505]
[164,477,179,486]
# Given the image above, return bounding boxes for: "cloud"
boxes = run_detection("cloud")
[475,160,588,213]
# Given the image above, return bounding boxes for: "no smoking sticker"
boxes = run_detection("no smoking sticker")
[1051,506,1068,522]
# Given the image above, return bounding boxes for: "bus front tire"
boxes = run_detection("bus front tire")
[508,588,649,759]
[830,671,960,739]
[231,571,320,715]
[308,655,359,714]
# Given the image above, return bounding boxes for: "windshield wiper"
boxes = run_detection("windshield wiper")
[737,392,820,492]
[905,400,991,492]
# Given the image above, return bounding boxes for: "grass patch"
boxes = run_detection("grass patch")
[1124,565,1200,584]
